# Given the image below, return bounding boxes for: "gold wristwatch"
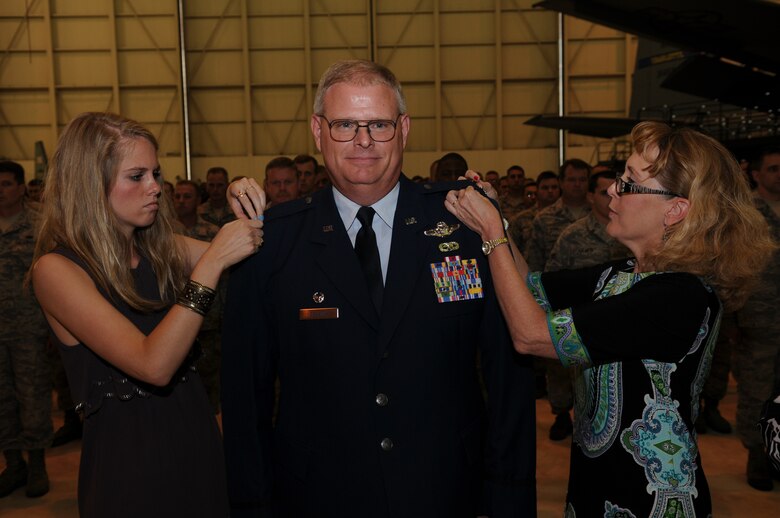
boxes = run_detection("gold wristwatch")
[481,237,509,256]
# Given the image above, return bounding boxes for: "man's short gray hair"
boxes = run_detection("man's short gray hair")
[313,60,407,116]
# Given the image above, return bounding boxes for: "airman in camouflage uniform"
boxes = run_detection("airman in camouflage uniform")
[509,171,560,260]
[499,165,528,221]
[175,180,224,413]
[546,212,630,272]
[0,161,51,498]
[508,207,537,255]
[197,166,236,227]
[733,149,780,491]
[509,173,562,399]
[525,159,591,273]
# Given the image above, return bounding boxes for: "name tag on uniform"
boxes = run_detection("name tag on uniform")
[430,256,484,303]
[299,307,339,320]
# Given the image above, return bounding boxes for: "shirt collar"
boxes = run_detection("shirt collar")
[333,182,400,231]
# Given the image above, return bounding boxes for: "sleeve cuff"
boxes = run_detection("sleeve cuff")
[547,308,592,368]
[526,272,552,312]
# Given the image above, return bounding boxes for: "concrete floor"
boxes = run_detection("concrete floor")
[1,381,779,517]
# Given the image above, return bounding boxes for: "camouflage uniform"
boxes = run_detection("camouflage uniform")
[546,213,630,272]
[182,216,220,243]
[0,203,52,451]
[525,198,590,272]
[500,192,527,222]
[543,213,630,415]
[508,207,537,255]
[733,197,780,449]
[197,201,236,228]
[178,216,223,413]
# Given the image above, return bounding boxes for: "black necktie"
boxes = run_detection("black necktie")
[355,206,383,313]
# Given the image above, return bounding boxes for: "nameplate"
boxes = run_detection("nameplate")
[299,307,339,320]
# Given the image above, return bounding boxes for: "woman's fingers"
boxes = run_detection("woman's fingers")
[228,178,267,220]
[243,179,266,220]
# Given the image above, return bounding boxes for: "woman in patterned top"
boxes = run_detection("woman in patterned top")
[445,121,774,517]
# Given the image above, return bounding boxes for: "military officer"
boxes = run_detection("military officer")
[222,60,536,518]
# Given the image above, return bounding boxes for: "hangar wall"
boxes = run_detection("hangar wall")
[0,0,636,182]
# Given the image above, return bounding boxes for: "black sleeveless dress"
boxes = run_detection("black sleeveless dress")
[52,248,229,517]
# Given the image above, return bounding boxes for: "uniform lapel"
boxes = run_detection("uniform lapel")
[377,178,431,351]
[311,189,380,330]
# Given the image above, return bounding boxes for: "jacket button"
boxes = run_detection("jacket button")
[380,438,394,451]
[375,393,389,407]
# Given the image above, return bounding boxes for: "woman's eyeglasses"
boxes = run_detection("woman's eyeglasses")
[614,174,684,198]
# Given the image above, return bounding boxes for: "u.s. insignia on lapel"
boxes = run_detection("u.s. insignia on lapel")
[430,255,483,303]
[424,221,460,237]
[322,225,334,233]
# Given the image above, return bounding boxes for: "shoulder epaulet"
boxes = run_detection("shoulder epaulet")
[420,179,473,196]
[264,194,318,222]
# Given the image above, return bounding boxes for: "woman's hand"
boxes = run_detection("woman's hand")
[203,218,264,272]
[227,178,266,220]
[445,186,504,240]
[461,170,498,201]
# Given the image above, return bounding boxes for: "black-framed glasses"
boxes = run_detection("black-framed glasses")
[319,115,401,142]
[614,173,684,198]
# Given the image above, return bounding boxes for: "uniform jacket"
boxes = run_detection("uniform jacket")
[222,176,536,518]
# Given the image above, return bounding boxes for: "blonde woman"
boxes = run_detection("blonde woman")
[446,122,774,517]
[31,112,264,517]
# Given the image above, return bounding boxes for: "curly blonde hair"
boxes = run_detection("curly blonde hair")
[634,121,775,311]
[33,112,188,312]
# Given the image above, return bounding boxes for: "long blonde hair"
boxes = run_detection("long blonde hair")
[33,112,188,311]
[634,121,775,310]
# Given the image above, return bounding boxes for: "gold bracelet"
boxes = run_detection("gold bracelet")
[176,279,216,316]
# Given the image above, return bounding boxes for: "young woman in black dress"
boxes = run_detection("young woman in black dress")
[31,112,265,517]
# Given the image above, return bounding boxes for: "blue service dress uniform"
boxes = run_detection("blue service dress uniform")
[222,176,536,518]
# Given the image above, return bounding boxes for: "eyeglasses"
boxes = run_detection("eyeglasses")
[319,115,401,143]
[614,173,684,198]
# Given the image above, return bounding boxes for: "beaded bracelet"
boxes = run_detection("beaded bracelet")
[176,279,216,316]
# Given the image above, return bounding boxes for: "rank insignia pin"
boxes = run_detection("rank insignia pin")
[312,292,325,303]
[424,221,460,237]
